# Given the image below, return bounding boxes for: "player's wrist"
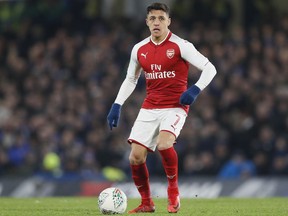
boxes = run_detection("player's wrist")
[187,85,200,97]
[112,103,121,110]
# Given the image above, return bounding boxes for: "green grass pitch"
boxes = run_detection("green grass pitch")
[0,197,287,216]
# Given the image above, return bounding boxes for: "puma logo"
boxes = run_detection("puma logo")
[171,125,176,131]
[136,185,143,189]
[141,52,148,59]
[167,174,176,179]
[171,114,180,131]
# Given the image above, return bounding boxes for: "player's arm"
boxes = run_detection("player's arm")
[107,46,141,130]
[179,40,217,105]
[114,60,141,105]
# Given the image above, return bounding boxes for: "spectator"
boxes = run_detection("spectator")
[218,151,256,179]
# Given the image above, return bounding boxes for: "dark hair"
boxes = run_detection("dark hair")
[147,3,170,16]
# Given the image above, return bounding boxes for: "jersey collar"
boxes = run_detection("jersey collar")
[150,31,172,46]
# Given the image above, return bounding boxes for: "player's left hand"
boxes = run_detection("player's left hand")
[179,85,200,105]
[107,103,121,130]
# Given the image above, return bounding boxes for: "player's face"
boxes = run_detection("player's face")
[146,10,171,43]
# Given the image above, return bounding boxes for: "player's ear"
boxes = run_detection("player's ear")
[167,17,171,26]
[146,18,149,26]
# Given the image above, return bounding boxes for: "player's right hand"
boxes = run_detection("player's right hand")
[107,103,121,130]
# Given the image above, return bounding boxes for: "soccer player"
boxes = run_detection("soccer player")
[107,2,217,214]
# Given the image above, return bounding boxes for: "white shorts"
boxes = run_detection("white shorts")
[128,108,187,151]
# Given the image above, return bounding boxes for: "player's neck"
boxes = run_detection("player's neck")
[151,30,170,45]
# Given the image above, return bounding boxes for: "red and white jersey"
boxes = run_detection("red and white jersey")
[125,31,210,113]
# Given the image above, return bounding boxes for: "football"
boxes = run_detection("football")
[98,187,127,214]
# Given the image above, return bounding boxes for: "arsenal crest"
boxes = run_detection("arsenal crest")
[166,49,175,59]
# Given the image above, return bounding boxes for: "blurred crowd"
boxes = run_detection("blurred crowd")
[0,0,288,180]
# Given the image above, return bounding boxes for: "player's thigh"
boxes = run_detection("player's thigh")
[159,108,187,138]
[128,109,160,151]
[157,130,176,150]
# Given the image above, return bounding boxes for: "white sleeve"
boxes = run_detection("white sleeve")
[114,45,141,105]
[179,40,217,90]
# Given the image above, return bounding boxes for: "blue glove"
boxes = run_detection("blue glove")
[107,103,121,130]
[179,85,201,105]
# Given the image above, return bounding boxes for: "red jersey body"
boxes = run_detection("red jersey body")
[127,31,209,113]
